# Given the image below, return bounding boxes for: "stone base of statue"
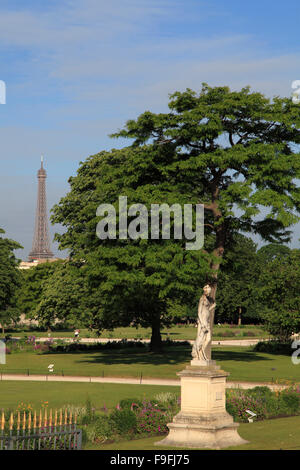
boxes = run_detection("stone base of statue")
[156,362,248,449]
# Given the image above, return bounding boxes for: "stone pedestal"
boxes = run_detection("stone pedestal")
[156,364,248,449]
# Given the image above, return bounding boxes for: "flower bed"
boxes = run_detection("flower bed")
[226,385,300,422]
[3,386,300,448]
[77,393,180,445]
[77,387,300,445]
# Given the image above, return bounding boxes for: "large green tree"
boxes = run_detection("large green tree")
[111,84,300,329]
[256,249,300,341]
[52,146,211,349]
[256,243,291,264]
[53,84,300,349]
[215,234,259,324]
[18,260,63,319]
[0,228,23,333]
[34,261,89,330]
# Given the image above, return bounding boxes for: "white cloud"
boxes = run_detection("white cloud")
[0,0,300,256]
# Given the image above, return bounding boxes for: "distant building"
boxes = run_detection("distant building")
[19,258,61,270]
[28,156,54,261]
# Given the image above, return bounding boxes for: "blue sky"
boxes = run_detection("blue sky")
[0,0,299,259]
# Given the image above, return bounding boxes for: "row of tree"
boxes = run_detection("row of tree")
[13,238,300,343]
[1,84,300,347]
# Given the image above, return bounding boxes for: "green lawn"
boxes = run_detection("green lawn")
[0,345,298,384]
[1,380,299,451]
[0,380,179,411]
[0,346,190,379]
[212,346,299,383]
[86,415,300,450]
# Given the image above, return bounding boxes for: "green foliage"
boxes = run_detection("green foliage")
[44,339,149,354]
[256,243,291,264]
[52,84,300,348]
[119,398,143,409]
[135,401,172,435]
[256,250,300,341]
[153,392,178,408]
[226,389,268,422]
[279,392,300,414]
[0,228,23,331]
[52,146,210,350]
[226,386,300,422]
[34,261,89,329]
[86,415,114,443]
[216,234,259,323]
[17,261,63,317]
[253,340,293,355]
[111,84,300,245]
[17,259,89,330]
[109,408,137,435]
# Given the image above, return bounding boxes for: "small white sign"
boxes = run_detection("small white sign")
[246,409,256,423]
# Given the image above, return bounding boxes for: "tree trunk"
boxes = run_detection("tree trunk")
[150,316,162,352]
[206,222,226,359]
[238,307,242,326]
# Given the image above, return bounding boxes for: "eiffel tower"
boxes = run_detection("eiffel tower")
[28,156,54,261]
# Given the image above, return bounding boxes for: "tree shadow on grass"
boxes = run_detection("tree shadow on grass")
[75,346,192,366]
[212,349,272,362]
[72,346,270,367]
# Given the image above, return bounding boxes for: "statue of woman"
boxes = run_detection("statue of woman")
[192,284,216,362]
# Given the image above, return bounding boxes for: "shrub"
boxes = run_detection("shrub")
[247,386,273,398]
[218,330,235,338]
[153,392,178,406]
[244,330,256,337]
[80,397,96,424]
[226,386,300,422]
[278,391,300,415]
[86,414,114,443]
[119,398,143,410]
[153,392,180,412]
[226,389,267,422]
[135,401,173,435]
[109,408,137,435]
[253,340,292,355]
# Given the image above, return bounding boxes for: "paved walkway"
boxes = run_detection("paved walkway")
[0,372,286,391]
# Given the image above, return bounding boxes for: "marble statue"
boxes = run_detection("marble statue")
[192,284,216,362]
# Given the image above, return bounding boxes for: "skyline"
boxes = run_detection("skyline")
[0,0,300,259]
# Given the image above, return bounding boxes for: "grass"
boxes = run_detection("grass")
[0,345,298,384]
[2,380,300,450]
[212,346,298,383]
[0,380,179,411]
[0,345,190,379]
[85,415,300,450]
[4,324,268,341]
